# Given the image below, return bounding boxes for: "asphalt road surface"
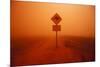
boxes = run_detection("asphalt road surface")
[11,36,95,66]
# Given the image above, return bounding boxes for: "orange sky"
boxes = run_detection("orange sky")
[11,1,95,38]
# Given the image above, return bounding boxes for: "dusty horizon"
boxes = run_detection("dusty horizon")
[11,1,95,38]
[11,1,95,66]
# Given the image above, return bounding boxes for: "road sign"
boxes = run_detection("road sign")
[51,13,62,48]
[52,25,61,31]
[51,13,62,24]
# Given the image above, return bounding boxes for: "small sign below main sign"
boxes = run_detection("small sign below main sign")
[52,25,61,31]
[51,13,62,24]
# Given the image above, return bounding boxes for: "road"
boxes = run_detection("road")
[11,36,95,66]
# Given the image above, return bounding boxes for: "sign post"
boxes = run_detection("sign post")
[51,13,62,48]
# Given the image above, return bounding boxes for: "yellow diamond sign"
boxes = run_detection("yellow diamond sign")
[51,13,62,24]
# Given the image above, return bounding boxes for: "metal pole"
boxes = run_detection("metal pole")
[56,30,58,48]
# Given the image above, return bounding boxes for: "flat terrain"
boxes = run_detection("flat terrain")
[11,36,95,66]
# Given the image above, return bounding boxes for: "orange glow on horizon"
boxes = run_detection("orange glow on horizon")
[11,1,95,38]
